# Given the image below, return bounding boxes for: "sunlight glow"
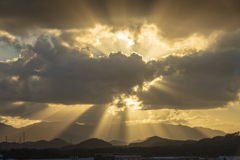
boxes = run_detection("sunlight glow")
[75,24,114,46]
[108,94,142,115]
[0,116,41,128]
[11,76,19,81]
[142,76,163,91]
[0,30,17,42]
[124,96,142,111]
[29,104,93,139]
[90,107,114,140]
[172,32,218,53]
[116,32,134,48]
[138,24,167,48]
[90,105,130,141]
[53,22,219,60]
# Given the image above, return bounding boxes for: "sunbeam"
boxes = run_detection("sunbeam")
[28,104,93,140]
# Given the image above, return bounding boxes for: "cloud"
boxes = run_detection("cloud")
[137,50,240,110]
[56,24,217,59]
[0,101,48,118]
[0,34,161,105]
[0,115,41,128]
[1,0,240,39]
[1,31,240,114]
[212,29,240,50]
[125,110,194,126]
[0,31,21,51]
[1,0,240,134]
[125,109,237,132]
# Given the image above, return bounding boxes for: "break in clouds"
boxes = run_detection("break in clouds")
[1,0,240,119]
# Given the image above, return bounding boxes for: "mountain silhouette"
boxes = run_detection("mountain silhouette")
[64,138,113,149]
[128,136,196,147]
[152,139,196,147]
[109,140,128,146]
[129,136,168,147]
[130,138,146,143]
[2,132,240,158]
[0,137,113,150]
[0,138,69,150]
[191,132,240,148]
[0,122,226,144]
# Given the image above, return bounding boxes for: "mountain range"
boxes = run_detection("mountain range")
[0,138,69,150]
[0,122,226,144]
[128,136,196,147]
[1,132,240,152]
[0,137,113,150]
[2,132,240,159]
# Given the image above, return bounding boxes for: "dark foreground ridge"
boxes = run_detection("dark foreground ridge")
[0,138,69,150]
[0,138,113,150]
[1,132,240,158]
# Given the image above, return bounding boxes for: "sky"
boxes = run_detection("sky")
[0,0,240,139]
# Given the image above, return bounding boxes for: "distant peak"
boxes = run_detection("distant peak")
[147,136,164,140]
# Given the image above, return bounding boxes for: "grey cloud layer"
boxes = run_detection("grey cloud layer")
[1,0,240,39]
[138,50,240,109]
[1,34,240,112]
[139,75,240,110]
[214,29,240,50]
[0,102,48,118]
[0,35,161,105]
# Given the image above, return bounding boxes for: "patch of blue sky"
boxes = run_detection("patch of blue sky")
[0,44,20,61]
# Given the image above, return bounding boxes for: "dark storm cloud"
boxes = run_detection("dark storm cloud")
[138,50,240,109]
[139,75,240,110]
[163,50,240,76]
[1,0,240,39]
[213,29,240,50]
[0,102,48,118]
[1,33,240,111]
[0,34,161,105]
